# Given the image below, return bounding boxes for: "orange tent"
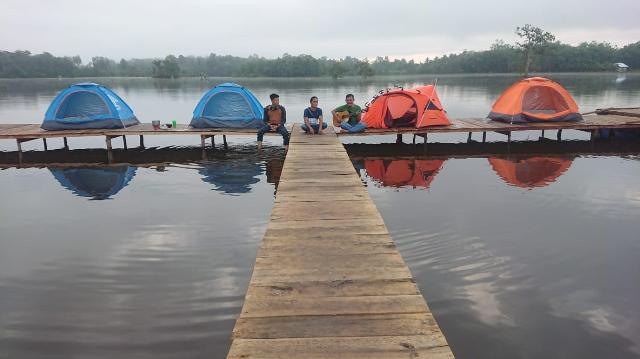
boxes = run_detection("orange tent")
[363,85,450,128]
[488,157,573,188]
[488,77,582,123]
[364,159,445,188]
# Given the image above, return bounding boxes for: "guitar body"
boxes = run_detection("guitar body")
[333,111,350,127]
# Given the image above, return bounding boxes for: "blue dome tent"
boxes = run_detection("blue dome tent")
[50,166,137,200]
[42,83,139,130]
[190,83,264,128]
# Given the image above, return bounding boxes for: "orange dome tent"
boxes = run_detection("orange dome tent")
[488,156,573,188]
[488,77,582,123]
[363,85,450,128]
[364,159,445,188]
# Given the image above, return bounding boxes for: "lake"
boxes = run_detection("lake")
[1,74,639,358]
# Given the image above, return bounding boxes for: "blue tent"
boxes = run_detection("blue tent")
[50,166,137,200]
[190,83,264,128]
[42,83,139,130]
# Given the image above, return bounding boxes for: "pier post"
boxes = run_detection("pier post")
[139,135,145,148]
[482,131,487,143]
[200,135,206,149]
[223,135,228,150]
[63,137,69,150]
[122,136,128,150]
[467,132,472,142]
[396,134,403,143]
[16,139,22,153]
[557,129,562,141]
[412,134,416,144]
[106,136,112,151]
[211,135,216,148]
[42,138,48,151]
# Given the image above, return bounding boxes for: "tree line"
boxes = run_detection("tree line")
[1,27,638,79]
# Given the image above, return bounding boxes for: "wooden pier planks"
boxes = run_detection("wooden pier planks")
[336,113,640,136]
[227,126,454,359]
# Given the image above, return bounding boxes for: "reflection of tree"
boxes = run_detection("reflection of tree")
[49,166,137,200]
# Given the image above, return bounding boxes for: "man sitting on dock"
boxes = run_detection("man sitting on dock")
[301,96,327,135]
[257,93,289,150]
[332,94,366,133]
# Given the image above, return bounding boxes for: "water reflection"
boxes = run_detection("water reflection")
[488,156,574,189]
[198,160,261,194]
[363,159,445,189]
[50,165,136,200]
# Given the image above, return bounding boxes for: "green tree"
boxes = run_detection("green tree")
[329,61,346,79]
[515,24,556,76]
[357,59,375,78]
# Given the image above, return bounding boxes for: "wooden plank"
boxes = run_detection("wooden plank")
[228,336,453,359]
[232,313,441,338]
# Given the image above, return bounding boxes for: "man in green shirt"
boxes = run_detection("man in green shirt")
[332,94,366,133]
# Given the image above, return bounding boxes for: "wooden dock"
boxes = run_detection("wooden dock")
[1,109,639,154]
[336,111,640,142]
[226,127,454,358]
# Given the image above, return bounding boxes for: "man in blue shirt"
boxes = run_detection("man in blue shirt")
[301,96,327,135]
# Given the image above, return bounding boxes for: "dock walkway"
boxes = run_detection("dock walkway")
[227,127,454,358]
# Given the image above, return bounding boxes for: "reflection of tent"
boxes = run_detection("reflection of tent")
[488,77,582,123]
[364,159,445,188]
[42,83,139,130]
[488,157,573,188]
[198,160,263,194]
[363,85,450,128]
[190,83,264,128]
[50,166,137,200]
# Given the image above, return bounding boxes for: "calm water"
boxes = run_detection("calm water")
[1,74,639,358]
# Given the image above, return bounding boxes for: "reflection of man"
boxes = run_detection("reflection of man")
[266,157,285,193]
[257,93,289,150]
[301,96,327,135]
[332,94,366,133]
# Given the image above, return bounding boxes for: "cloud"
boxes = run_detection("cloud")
[1,0,638,61]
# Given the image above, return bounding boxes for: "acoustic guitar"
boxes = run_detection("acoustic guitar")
[333,111,351,127]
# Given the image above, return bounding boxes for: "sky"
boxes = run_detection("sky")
[1,0,639,63]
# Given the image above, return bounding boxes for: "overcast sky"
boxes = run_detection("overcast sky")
[2,0,639,63]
